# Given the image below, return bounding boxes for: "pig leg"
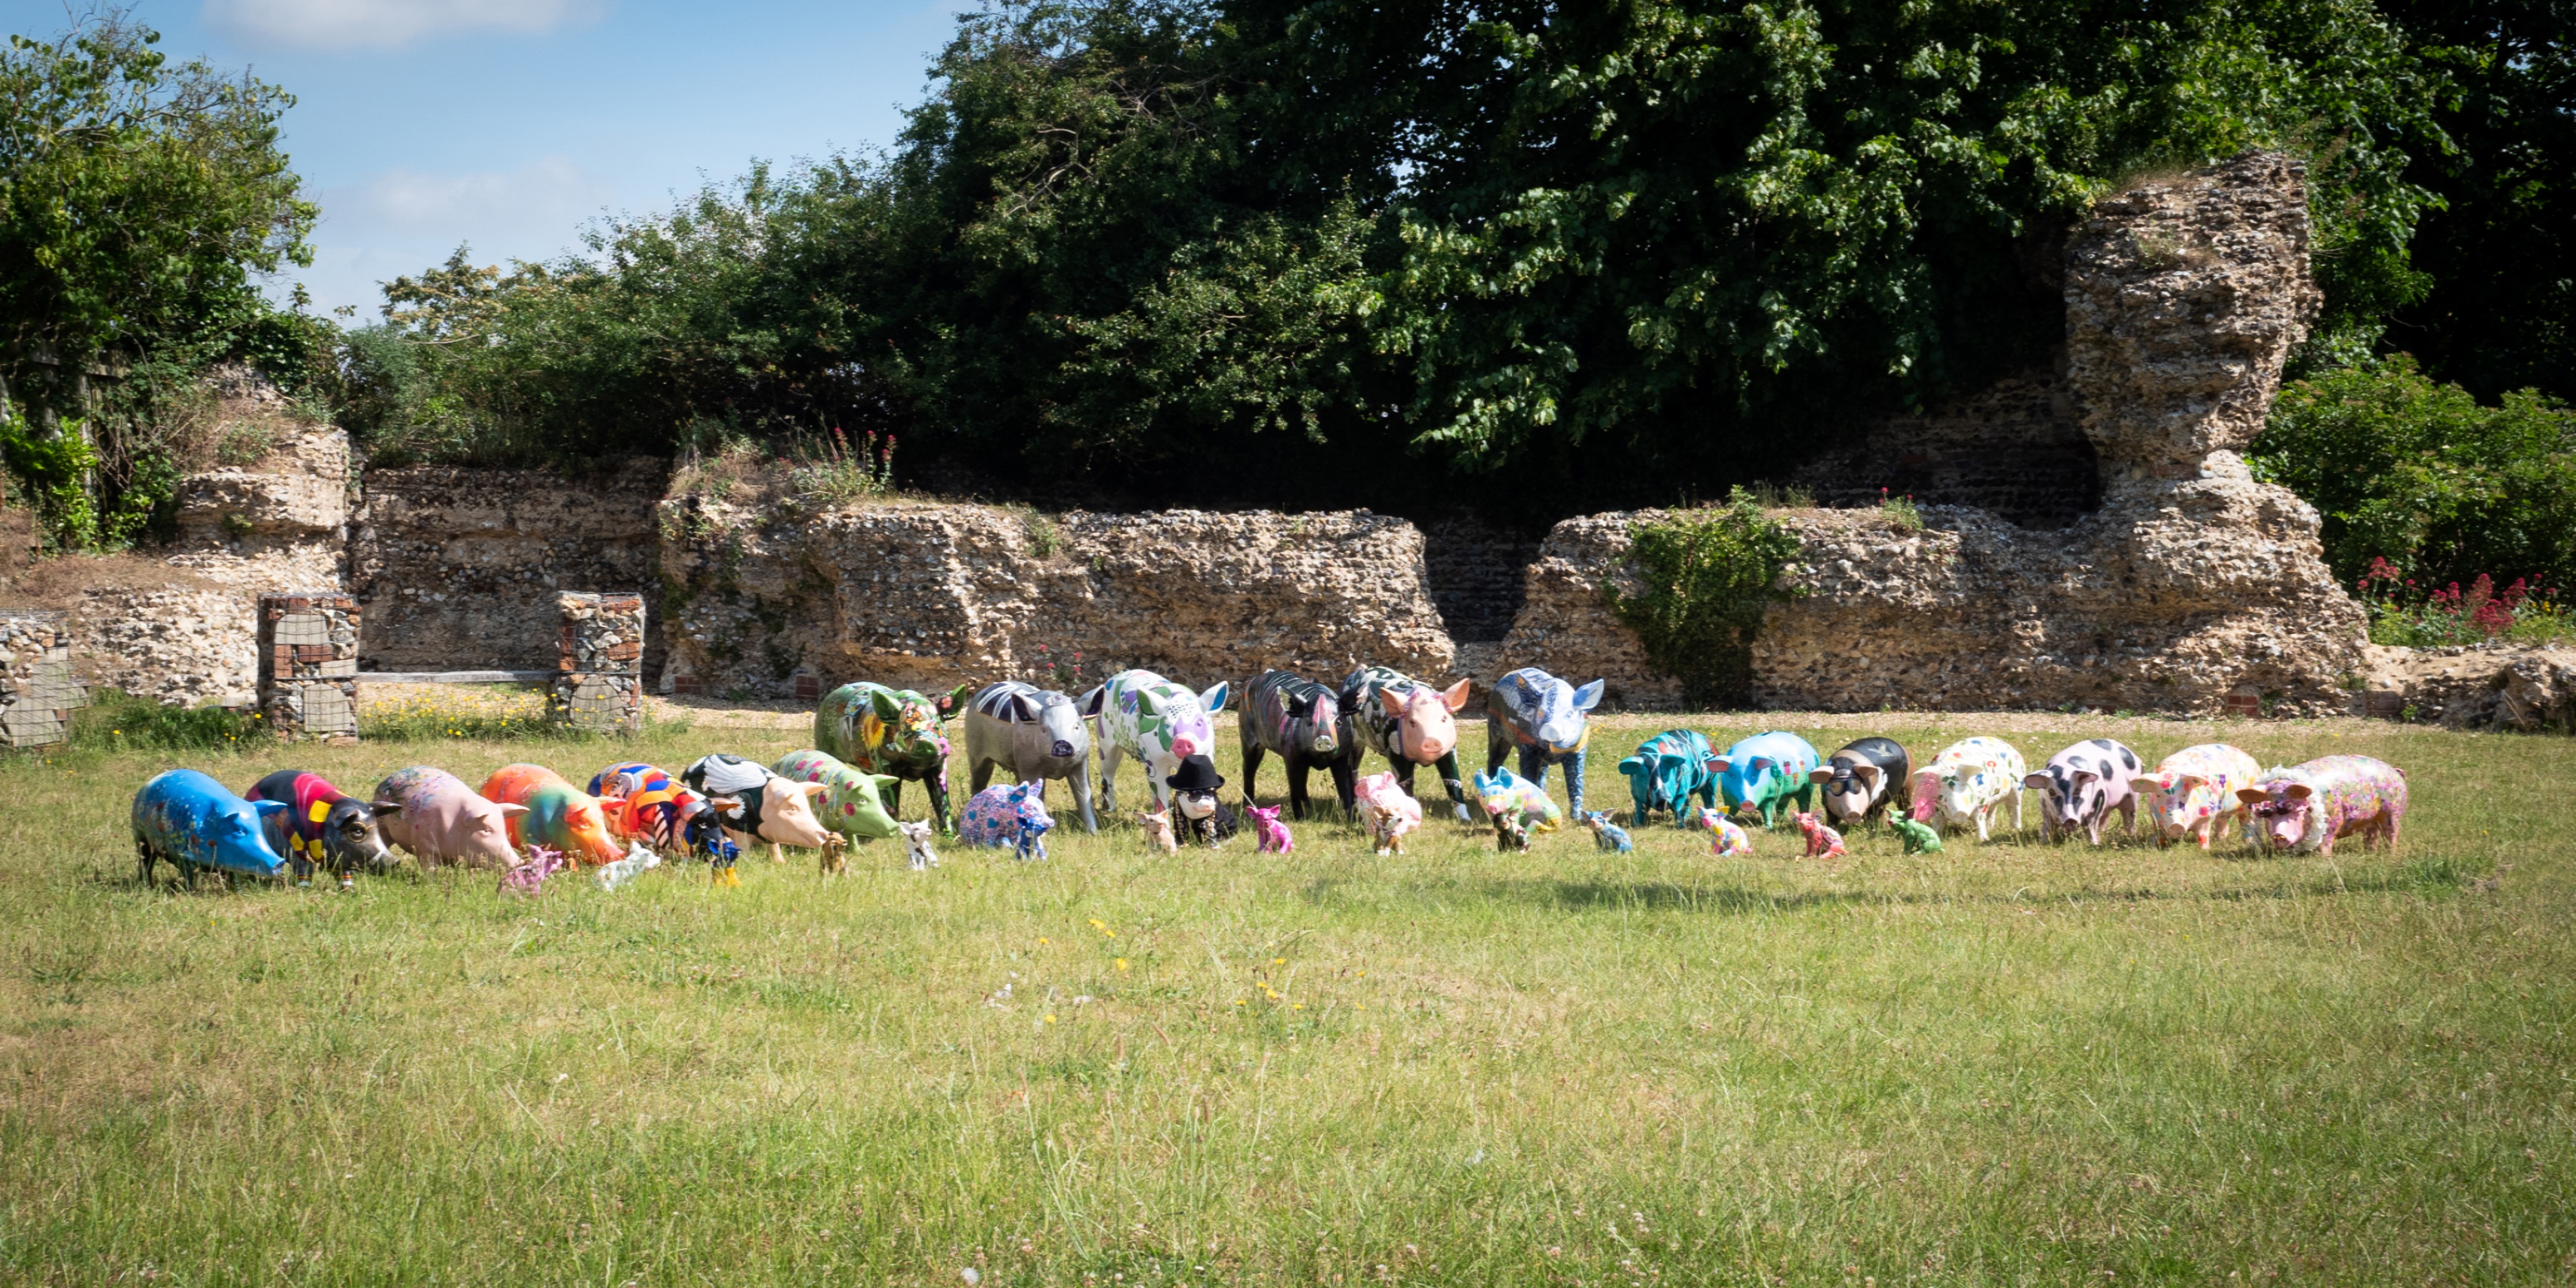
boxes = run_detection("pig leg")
[1515,743,1546,794]
[1562,751,1587,818]
[1974,803,1992,843]
[1485,718,1511,779]
[1285,754,1312,821]
[2012,790,2024,835]
[1243,741,1267,807]
[1069,766,1097,835]
[926,767,954,835]
[881,778,906,821]
[1096,740,1123,814]
[1329,757,1359,817]
[134,839,155,889]
[970,758,996,795]
[1431,751,1473,822]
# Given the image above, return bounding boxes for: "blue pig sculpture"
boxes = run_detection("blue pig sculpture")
[133,769,292,888]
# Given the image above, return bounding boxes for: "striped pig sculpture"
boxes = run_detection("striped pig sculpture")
[244,769,400,889]
[1714,731,1822,828]
[1484,667,1604,816]
[1239,668,1355,820]
[1909,737,2028,841]
[588,762,739,866]
[1088,670,1230,815]
[1474,767,1564,851]
[2024,739,2145,846]
[1341,666,1474,821]
[133,769,291,888]
[2237,755,2407,855]
[964,681,1096,834]
[2131,743,2263,850]
[817,681,973,833]
[773,749,904,872]
[480,764,628,867]
[1620,729,1720,827]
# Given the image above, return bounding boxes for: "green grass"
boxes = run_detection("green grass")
[1,713,2569,1285]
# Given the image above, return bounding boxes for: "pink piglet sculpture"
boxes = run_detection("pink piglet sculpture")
[1794,811,1847,859]
[1245,802,1294,855]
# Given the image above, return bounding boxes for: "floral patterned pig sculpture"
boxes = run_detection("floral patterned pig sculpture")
[1341,665,1474,821]
[1714,731,1822,828]
[1474,767,1564,851]
[134,769,291,888]
[2024,739,2145,846]
[373,766,526,869]
[1485,667,1604,816]
[1354,770,1424,855]
[481,765,626,867]
[1087,670,1229,815]
[244,769,400,889]
[1239,668,1355,820]
[1808,737,1910,828]
[2130,744,2263,850]
[772,750,904,873]
[588,762,739,867]
[817,681,973,832]
[1620,729,1720,827]
[965,681,1096,834]
[961,779,1054,862]
[1909,737,2028,842]
[1694,808,1754,857]
[2235,755,2407,856]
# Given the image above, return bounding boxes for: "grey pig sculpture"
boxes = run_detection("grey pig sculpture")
[964,680,1098,834]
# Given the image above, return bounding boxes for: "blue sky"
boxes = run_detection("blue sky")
[2,0,969,315]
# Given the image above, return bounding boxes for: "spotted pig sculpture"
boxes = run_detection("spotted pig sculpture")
[1714,731,1822,828]
[1910,737,2028,842]
[1484,667,1604,816]
[1341,666,1473,821]
[817,681,972,832]
[1694,808,1754,857]
[1619,729,1719,826]
[1239,668,1354,820]
[773,749,904,872]
[2130,743,2263,850]
[1809,737,1910,828]
[2237,755,2406,856]
[373,766,526,869]
[960,779,1054,862]
[2024,739,2145,846]
[1087,669,1229,815]
[244,769,400,889]
[133,769,291,887]
[965,681,1096,834]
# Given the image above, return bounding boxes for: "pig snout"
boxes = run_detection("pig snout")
[1050,739,1077,759]
[1169,733,1203,759]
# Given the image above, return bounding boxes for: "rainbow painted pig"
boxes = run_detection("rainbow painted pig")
[480,764,625,866]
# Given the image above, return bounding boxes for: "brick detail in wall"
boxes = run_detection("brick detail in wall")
[259,592,360,743]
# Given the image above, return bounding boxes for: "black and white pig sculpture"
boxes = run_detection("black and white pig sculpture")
[965,680,1098,834]
[1806,737,1910,828]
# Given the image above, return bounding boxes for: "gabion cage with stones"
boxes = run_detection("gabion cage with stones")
[259,592,360,743]
[549,591,643,734]
[0,611,85,749]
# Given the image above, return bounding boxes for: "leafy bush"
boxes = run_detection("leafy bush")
[1610,490,1805,708]
[2252,357,2576,591]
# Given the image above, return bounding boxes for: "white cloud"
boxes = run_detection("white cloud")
[205,0,603,51]
[277,156,617,315]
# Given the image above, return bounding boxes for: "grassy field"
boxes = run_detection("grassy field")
[1,701,2569,1286]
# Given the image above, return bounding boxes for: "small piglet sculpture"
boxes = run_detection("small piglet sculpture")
[1474,767,1564,851]
[1890,816,1943,855]
[1714,731,1822,828]
[1694,808,1753,857]
[481,764,627,867]
[1484,667,1604,816]
[1794,812,1847,860]
[1138,809,1180,855]
[244,769,400,889]
[961,779,1054,862]
[1910,737,2028,841]
[2024,739,2144,846]
[594,843,661,890]
[2237,755,2406,855]
[1240,668,1355,820]
[1582,811,1633,853]
[1809,737,1910,828]
[899,820,941,870]
[1354,770,1423,855]
[966,681,1096,834]
[374,766,527,870]
[133,769,291,887]
[2131,743,2263,850]
[1245,803,1294,855]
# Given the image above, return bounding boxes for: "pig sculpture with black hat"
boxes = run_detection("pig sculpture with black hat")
[1164,754,1240,846]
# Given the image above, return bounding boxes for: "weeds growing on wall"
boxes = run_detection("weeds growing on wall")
[1610,490,1805,708]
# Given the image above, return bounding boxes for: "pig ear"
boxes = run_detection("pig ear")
[1806,767,1836,785]
[1711,756,1734,774]
[797,782,828,799]
[1136,688,1165,716]
[1080,685,1106,716]
[1572,679,1606,711]
[942,683,973,716]
[1439,679,1471,712]
[2234,788,2269,805]
[1011,693,1042,723]
[2128,776,2161,794]
[2283,783,2313,800]
[1618,754,1646,775]
[2023,772,2053,790]
[369,800,404,815]
[1199,681,1229,714]
[1377,689,1409,719]
[251,799,289,819]
[870,690,903,721]
[2174,774,2207,793]
[495,802,531,818]
[1749,756,1774,774]
[1851,764,1881,788]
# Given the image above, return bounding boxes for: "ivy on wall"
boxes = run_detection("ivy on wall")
[1610,491,1805,708]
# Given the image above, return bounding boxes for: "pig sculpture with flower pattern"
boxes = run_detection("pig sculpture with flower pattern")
[817,681,973,833]
[1087,670,1230,815]
[2131,743,2264,850]
[1910,737,2028,842]
[2237,755,2407,855]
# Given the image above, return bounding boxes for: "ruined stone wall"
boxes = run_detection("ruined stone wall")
[659,501,1455,699]
[1502,152,2367,716]
[348,459,667,673]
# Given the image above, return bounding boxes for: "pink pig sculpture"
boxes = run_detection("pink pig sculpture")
[2235,755,2407,855]
[2130,743,2263,850]
[373,766,528,869]
[1246,803,1294,855]
[1354,770,1423,856]
[1794,812,1846,859]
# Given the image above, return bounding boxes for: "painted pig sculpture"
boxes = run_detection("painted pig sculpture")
[773,749,904,872]
[682,752,834,876]
[965,681,1096,834]
[1341,666,1474,821]
[1474,767,1565,851]
[1620,729,1720,827]
[588,762,739,866]
[1808,737,1910,828]
[1910,737,2028,841]
[817,681,972,832]
[960,779,1055,862]
[1354,770,1424,855]
[1239,668,1355,820]
[2130,743,2263,850]
[481,765,626,867]
[373,766,527,869]
[1484,667,1604,816]
[1714,731,1822,828]
[2237,755,2407,855]
[244,769,400,889]
[1088,670,1230,815]
[133,769,291,886]
[2024,739,2145,846]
